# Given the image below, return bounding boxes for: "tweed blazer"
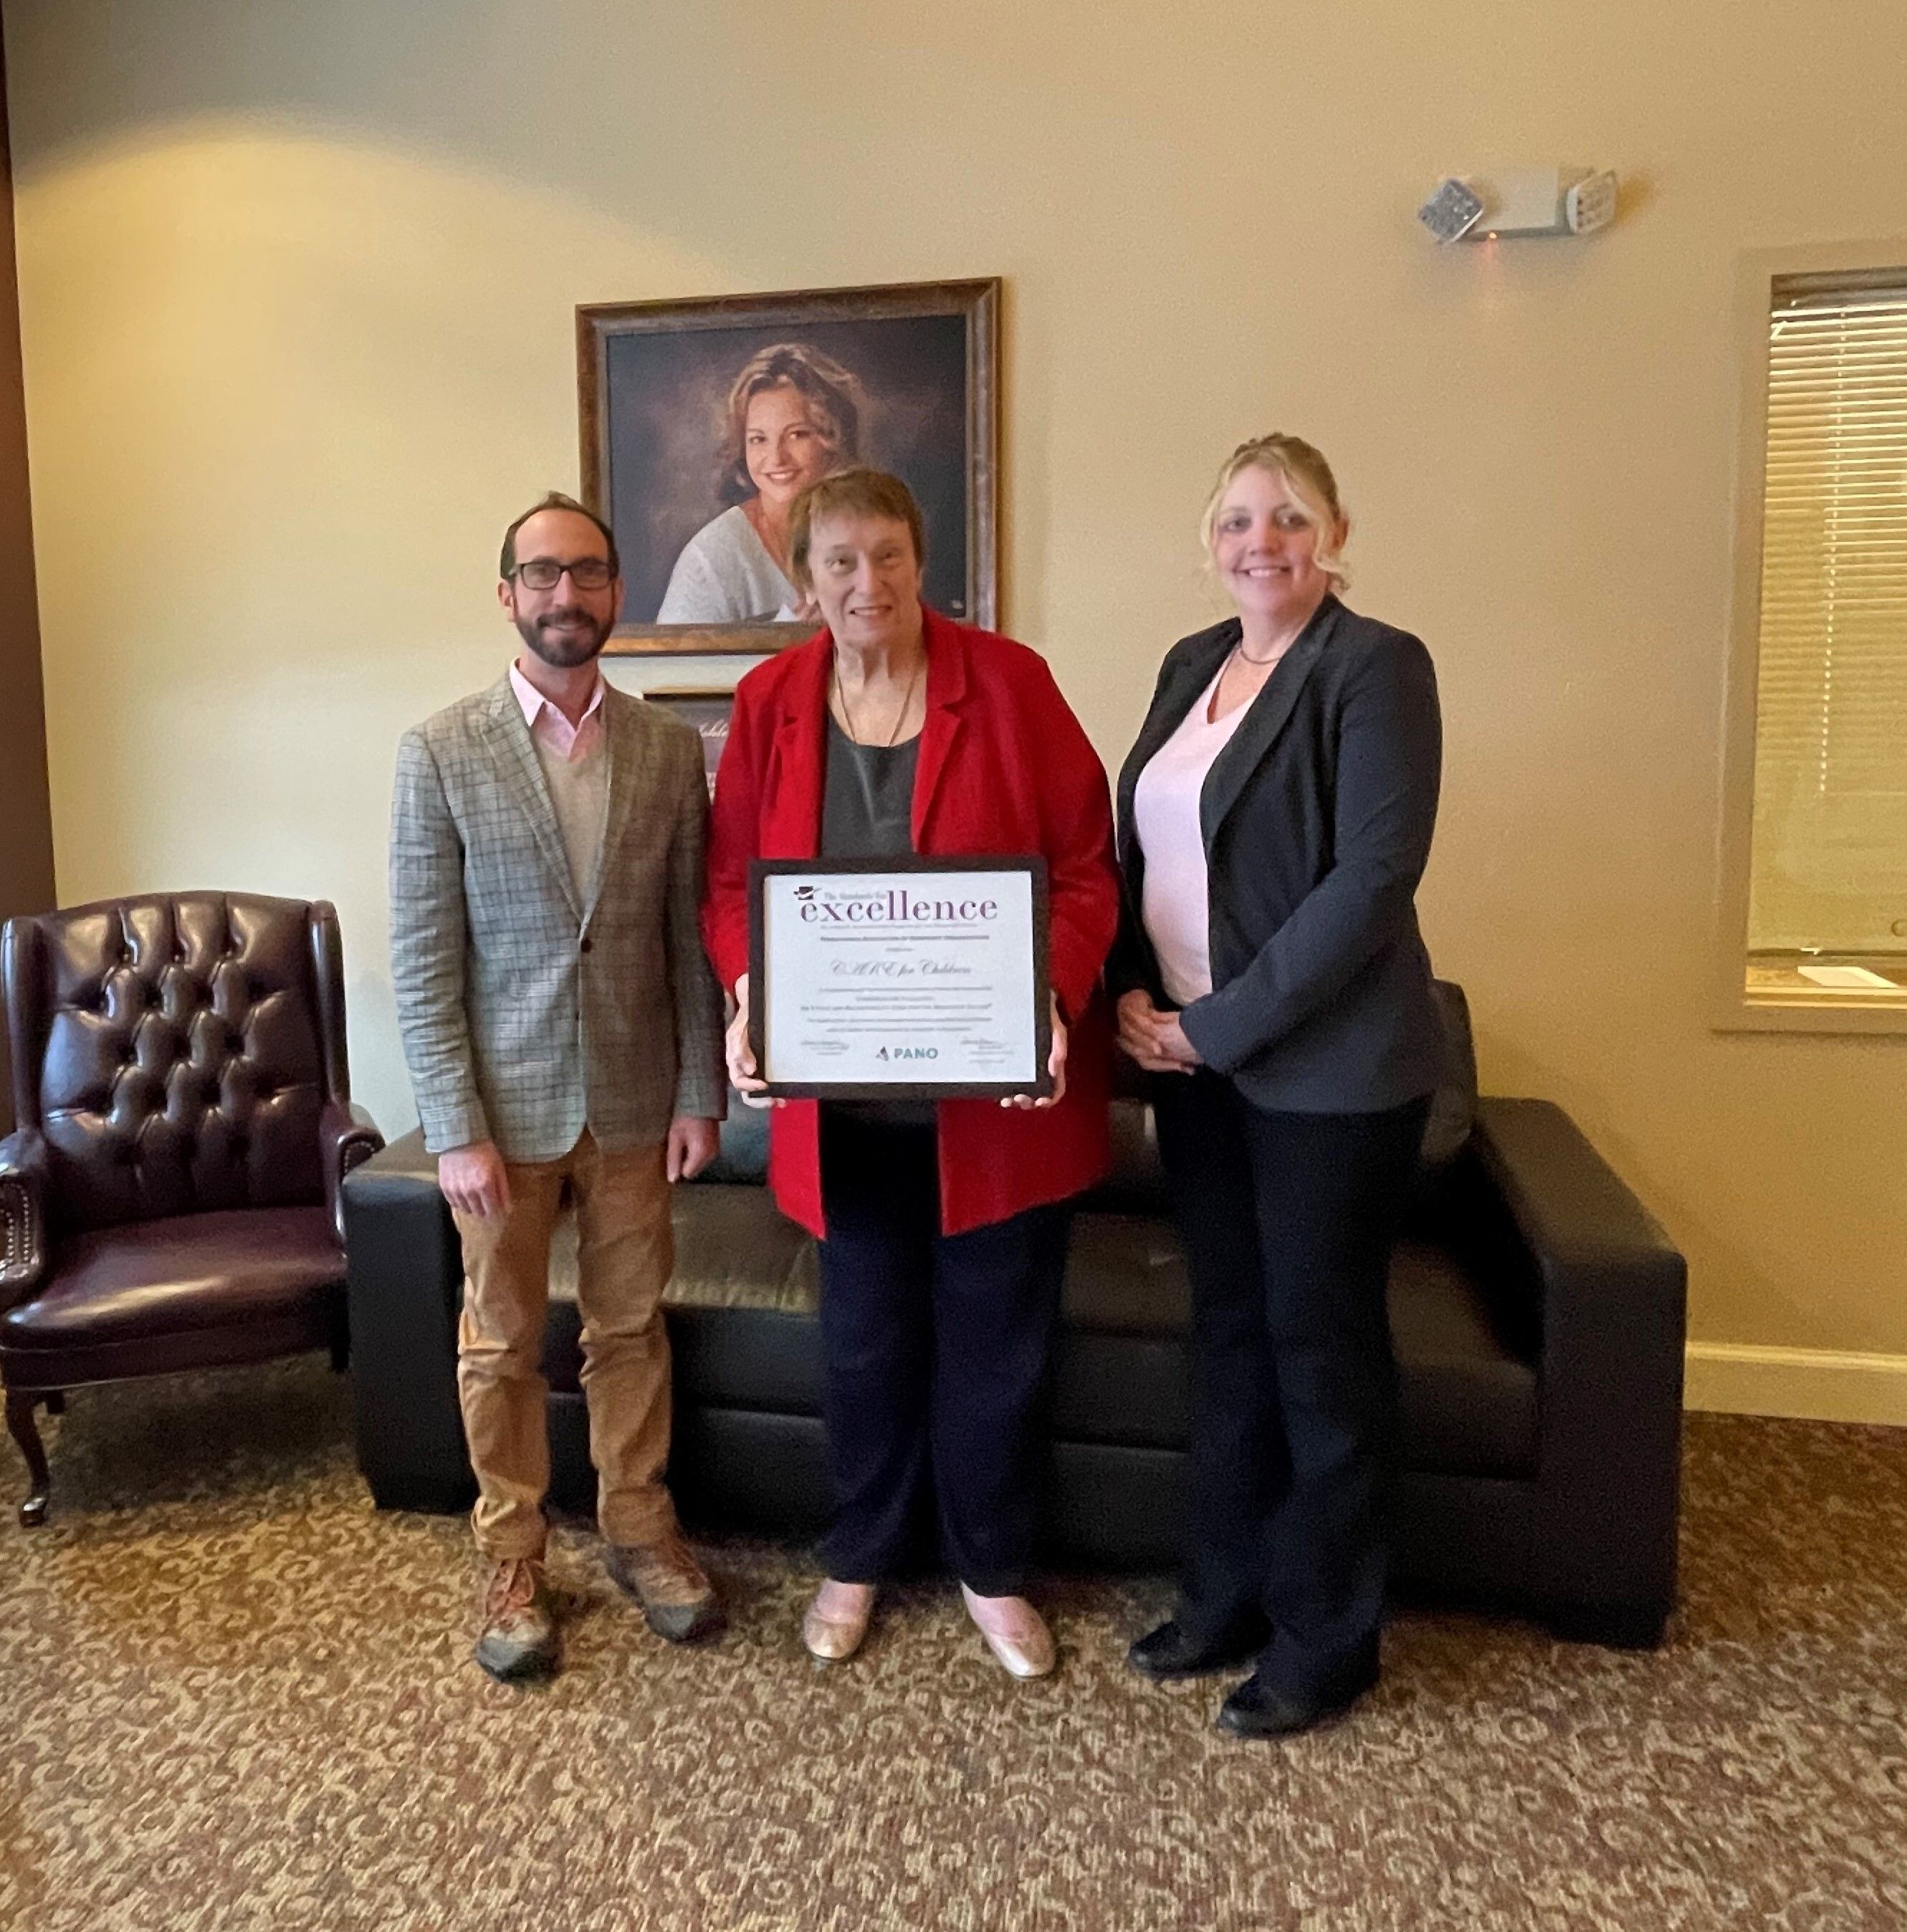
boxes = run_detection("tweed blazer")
[390,672,726,1162]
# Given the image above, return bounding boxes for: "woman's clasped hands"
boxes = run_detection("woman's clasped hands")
[1117,989,1203,1075]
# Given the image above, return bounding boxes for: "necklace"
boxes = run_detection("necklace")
[1209,639,1290,723]
[745,496,791,575]
[831,650,924,748]
[831,651,924,840]
[1233,637,1293,667]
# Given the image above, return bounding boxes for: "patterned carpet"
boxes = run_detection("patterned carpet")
[3,1360,1903,1932]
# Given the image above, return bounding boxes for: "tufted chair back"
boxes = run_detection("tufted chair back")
[2,893,348,1235]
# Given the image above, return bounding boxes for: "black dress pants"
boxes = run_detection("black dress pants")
[815,1108,1068,1596]
[1151,1069,1430,1698]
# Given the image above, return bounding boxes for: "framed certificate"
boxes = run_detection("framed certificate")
[747,857,1051,1099]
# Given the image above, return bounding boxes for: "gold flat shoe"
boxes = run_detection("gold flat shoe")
[961,1585,1056,1680]
[802,1583,874,1663]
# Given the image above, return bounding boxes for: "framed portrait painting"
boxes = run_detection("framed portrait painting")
[578,279,999,656]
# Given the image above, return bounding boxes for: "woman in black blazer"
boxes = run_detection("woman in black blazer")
[1111,434,1443,1739]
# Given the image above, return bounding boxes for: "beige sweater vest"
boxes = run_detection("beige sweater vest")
[532,729,609,908]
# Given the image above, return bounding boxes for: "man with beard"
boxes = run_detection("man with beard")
[390,492,727,1681]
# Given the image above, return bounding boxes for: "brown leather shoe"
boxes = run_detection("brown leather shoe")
[605,1533,723,1643]
[474,1555,558,1683]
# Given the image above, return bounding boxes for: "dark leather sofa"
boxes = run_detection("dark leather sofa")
[345,987,1686,1648]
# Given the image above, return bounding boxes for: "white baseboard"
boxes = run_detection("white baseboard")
[1684,1343,1907,1425]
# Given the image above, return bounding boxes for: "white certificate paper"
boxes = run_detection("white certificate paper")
[752,861,1048,1096]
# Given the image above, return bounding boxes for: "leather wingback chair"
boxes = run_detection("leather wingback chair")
[0,892,382,1524]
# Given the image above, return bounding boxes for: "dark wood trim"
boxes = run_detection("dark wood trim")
[0,28,56,1137]
[6,1389,50,1526]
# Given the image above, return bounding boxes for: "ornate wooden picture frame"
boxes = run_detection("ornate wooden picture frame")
[578,279,1000,656]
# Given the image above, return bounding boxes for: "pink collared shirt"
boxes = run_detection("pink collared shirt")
[510,661,606,762]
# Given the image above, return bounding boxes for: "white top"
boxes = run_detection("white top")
[1133,659,1246,1005]
[654,504,798,623]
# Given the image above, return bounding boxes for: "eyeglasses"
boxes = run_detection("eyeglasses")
[512,558,614,591]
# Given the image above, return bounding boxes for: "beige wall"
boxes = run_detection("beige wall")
[7,1,1906,1376]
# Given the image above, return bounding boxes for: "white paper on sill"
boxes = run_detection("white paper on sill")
[1797,964,1897,989]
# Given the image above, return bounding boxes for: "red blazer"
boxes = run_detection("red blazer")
[703,608,1120,1238]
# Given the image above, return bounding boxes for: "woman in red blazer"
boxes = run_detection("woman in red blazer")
[703,469,1118,1677]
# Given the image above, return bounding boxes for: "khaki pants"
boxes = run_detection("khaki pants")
[452,1130,678,1559]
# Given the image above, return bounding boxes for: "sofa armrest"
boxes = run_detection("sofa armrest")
[320,1101,386,1245]
[340,1127,475,1512]
[1468,1096,1686,1641]
[0,1128,49,1306]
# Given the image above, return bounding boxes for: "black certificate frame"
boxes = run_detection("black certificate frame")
[747,855,1051,1101]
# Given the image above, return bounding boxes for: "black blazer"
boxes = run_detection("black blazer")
[1110,594,1444,1114]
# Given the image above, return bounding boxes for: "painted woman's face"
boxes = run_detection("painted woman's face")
[743,381,834,509]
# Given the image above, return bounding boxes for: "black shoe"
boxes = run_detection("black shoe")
[1214,1655,1380,1740]
[1127,1615,1268,1681]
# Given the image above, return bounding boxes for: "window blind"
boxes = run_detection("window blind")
[1748,269,1907,953]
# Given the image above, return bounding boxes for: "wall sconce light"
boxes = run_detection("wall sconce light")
[1418,167,1618,244]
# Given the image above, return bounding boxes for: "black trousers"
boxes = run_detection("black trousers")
[1151,1070,1430,1697]
[814,1109,1068,1596]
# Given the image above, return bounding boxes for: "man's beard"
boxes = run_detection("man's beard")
[517,607,611,668]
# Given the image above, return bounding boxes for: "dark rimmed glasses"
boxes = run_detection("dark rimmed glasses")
[512,558,615,591]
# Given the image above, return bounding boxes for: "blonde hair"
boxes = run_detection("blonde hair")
[1199,433,1351,590]
[716,343,864,505]
[788,467,926,590]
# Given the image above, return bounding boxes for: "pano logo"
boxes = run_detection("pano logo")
[876,1045,940,1061]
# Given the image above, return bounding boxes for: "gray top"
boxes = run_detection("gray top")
[654,504,798,624]
[821,717,930,1127]
[821,714,919,859]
